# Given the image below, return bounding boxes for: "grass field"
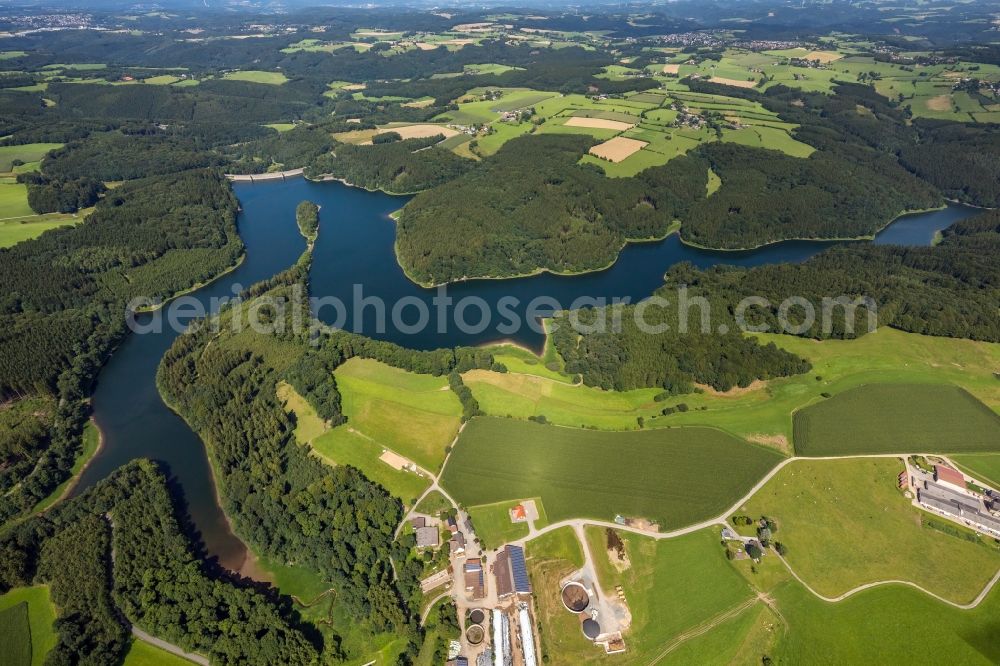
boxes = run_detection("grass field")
[256,552,409,666]
[333,358,462,472]
[0,143,62,171]
[462,368,663,429]
[311,426,431,505]
[467,499,530,549]
[740,458,1000,603]
[278,365,436,504]
[0,586,56,666]
[0,210,83,247]
[0,601,31,666]
[486,344,574,383]
[793,384,1000,456]
[222,70,288,85]
[524,528,596,664]
[276,381,328,444]
[585,527,757,665]
[442,417,784,529]
[432,82,816,172]
[951,454,1000,490]
[123,639,198,666]
[655,602,782,666]
[0,181,35,218]
[769,576,1000,664]
[414,489,452,517]
[645,329,1000,447]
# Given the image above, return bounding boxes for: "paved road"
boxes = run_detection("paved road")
[131,627,209,665]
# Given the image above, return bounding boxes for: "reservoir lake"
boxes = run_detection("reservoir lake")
[75,176,978,574]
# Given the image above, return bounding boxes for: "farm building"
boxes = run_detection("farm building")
[918,480,1000,537]
[934,464,967,491]
[415,526,440,549]
[494,545,531,598]
[464,559,485,599]
[518,603,537,666]
[450,531,466,555]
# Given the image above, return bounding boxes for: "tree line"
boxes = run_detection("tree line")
[0,460,317,665]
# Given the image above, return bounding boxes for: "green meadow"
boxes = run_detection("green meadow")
[740,457,1000,603]
[584,527,758,665]
[793,384,1000,456]
[0,601,31,666]
[770,577,1000,664]
[0,586,57,666]
[442,417,783,529]
[462,368,663,429]
[311,427,432,505]
[436,83,814,173]
[278,372,438,505]
[222,70,288,84]
[123,640,198,666]
[951,454,1000,490]
[524,528,596,664]
[0,143,63,172]
[414,489,452,516]
[333,358,462,472]
[0,181,37,218]
[649,328,1000,448]
[466,499,531,549]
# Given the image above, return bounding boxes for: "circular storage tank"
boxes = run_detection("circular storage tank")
[466,624,485,645]
[468,608,485,625]
[582,618,601,641]
[561,581,590,613]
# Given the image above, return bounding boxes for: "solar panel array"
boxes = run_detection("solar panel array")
[508,545,531,593]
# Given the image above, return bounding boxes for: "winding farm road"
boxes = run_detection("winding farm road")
[774,552,1000,610]
[499,451,1000,610]
[399,426,1000,614]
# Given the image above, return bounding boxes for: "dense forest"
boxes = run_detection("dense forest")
[393,80,1000,281]
[556,209,1000,392]
[305,136,472,194]
[0,460,317,665]
[157,262,425,658]
[295,199,319,242]
[552,300,812,393]
[396,133,707,285]
[683,142,940,248]
[0,169,241,523]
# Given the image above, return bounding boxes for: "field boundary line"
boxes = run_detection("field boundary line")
[645,596,759,666]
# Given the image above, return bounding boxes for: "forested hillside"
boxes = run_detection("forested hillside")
[396,134,707,285]
[0,460,317,665]
[157,261,425,659]
[306,136,472,193]
[556,210,1000,392]
[0,169,241,523]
